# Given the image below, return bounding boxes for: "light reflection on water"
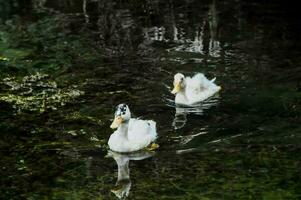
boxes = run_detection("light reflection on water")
[165,92,220,130]
[144,0,221,58]
[173,97,219,128]
[107,150,155,199]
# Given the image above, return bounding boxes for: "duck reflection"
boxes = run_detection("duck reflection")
[107,150,155,199]
[172,96,219,129]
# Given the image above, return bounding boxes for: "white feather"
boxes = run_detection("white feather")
[108,115,157,153]
[174,73,221,105]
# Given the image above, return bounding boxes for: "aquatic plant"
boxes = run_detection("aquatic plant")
[0,72,84,113]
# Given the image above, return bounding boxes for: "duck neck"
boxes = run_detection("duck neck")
[117,121,129,138]
[176,88,188,102]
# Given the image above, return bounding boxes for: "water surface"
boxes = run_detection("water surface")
[1,0,301,199]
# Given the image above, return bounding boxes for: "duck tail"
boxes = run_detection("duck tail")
[210,77,216,83]
[148,120,156,130]
[147,120,157,139]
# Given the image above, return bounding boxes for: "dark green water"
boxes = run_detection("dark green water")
[1,0,301,199]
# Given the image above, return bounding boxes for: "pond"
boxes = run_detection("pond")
[1,0,301,199]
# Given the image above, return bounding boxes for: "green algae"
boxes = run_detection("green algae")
[0,73,84,113]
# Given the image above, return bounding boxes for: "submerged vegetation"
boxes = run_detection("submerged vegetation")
[0,73,84,113]
[1,0,301,199]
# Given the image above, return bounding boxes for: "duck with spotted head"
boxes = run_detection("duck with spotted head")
[108,104,158,153]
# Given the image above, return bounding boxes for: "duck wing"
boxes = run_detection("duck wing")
[127,119,157,149]
[185,73,220,103]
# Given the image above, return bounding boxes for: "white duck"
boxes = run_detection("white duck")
[171,73,221,105]
[108,104,158,153]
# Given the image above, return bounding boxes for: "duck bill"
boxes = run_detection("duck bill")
[110,116,123,129]
[171,82,181,94]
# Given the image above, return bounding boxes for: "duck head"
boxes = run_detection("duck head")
[171,73,185,94]
[110,104,131,129]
